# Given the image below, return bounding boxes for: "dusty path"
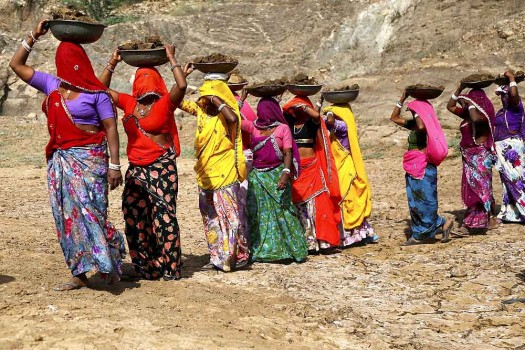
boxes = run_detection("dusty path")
[0,116,524,349]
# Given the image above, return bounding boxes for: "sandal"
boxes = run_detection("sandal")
[441,220,453,243]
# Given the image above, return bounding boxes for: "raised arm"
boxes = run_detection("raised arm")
[447,83,467,117]
[9,20,48,82]
[504,69,520,108]
[390,89,409,127]
[209,96,238,124]
[98,50,121,103]
[165,44,187,106]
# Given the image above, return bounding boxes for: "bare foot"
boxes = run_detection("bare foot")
[53,275,87,291]
[488,217,501,230]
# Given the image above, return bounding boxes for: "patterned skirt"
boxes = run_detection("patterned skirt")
[461,145,496,228]
[495,137,525,222]
[405,164,445,240]
[247,165,308,262]
[47,145,126,278]
[123,150,181,280]
[199,182,249,271]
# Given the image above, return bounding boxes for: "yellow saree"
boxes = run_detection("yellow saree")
[182,80,247,191]
[323,104,371,230]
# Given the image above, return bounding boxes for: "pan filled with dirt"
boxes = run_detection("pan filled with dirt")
[287,74,322,96]
[227,71,248,91]
[322,84,360,104]
[461,73,495,89]
[405,84,445,100]
[493,71,525,86]
[192,53,238,74]
[118,36,168,67]
[46,7,106,44]
[246,78,288,98]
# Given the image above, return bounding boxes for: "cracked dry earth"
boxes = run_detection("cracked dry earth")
[0,116,524,349]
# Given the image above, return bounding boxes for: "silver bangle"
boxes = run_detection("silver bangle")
[451,93,459,101]
[282,168,291,174]
[29,31,39,42]
[171,63,182,71]
[468,105,476,110]
[510,81,518,88]
[217,103,227,112]
[21,39,32,53]
[105,65,115,74]
[108,163,121,171]
[396,102,403,109]
[316,101,322,108]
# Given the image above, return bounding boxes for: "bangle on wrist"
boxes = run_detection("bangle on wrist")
[21,39,32,53]
[29,31,39,42]
[510,81,518,88]
[282,168,291,174]
[217,103,227,112]
[451,93,459,101]
[105,65,115,74]
[109,163,121,171]
[316,101,322,108]
[396,101,403,109]
[468,105,476,110]
[108,61,118,67]
[170,63,182,71]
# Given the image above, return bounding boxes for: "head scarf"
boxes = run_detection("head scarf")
[282,96,314,124]
[198,79,247,183]
[459,89,495,122]
[55,42,107,92]
[132,67,169,100]
[255,97,301,179]
[255,97,288,128]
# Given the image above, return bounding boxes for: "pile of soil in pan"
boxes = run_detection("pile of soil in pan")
[406,84,444,90]
[325,84,360,91]
[50,7,98,23]
[461,73,494,83]
[228,70,247,83]
[194,53,238,64]
[289,73,317,85]
[118,36,164,50]
[249,78,289,88]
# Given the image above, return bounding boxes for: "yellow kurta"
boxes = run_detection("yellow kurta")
[323,104,371,230]
[180,80,246,191]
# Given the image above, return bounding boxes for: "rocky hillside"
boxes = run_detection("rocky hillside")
[1,0,524,145]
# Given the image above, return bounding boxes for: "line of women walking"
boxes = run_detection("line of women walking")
[391,69,525,245]
[10,19,525,291]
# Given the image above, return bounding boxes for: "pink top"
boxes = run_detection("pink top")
[241,121,293,149]
[29,71,114,126]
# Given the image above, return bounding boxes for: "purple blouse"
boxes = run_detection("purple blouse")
[28,71,114,126]
[494,100,525,141]
[325,117,350,150]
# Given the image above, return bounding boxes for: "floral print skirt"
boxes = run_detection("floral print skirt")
[47,145,126,279]
[495,137,525,223]
[199,182,249,271]
[461,145,496,228]
[247,166,308,263]
[123,151,181,280]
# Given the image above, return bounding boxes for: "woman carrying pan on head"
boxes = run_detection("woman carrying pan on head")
[282,95,342,254]
[179,70,249,272]
[320,93,378,247]
[492,70,525,224]
[99,45,187,280]
[391,88,453,245]
[9,20,126,291]
[239,95,308,263]
[447,80,498,236]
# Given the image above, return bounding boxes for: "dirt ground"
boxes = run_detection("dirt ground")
[0,111,524,350]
